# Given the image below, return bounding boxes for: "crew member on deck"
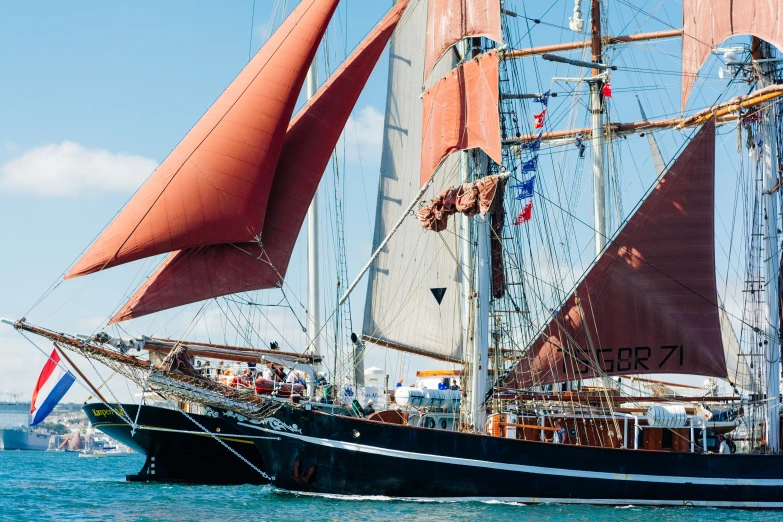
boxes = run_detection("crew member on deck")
[438,378,448,390]
[240,369,253,388]
[363,400,375,416]
[396,378,404,388]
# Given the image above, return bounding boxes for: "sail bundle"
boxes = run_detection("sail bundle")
[505,121,729,387]
[681,0,783,110]
[65,0,340,279]
[108,2,409,322]
[417,174,505,231]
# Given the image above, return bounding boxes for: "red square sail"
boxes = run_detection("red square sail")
[505,121,727,387]
[421,50,502,187]
[110,1,410,323]
[424,0,502,80]
[681,0,783,110]
[65,0,339,279]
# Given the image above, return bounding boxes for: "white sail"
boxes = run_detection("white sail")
[720,305,755,392]
[362,0,463,363]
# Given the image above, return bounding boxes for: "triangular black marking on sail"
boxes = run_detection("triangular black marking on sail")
[430,288,447,305]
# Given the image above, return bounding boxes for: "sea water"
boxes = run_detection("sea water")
[0,451,779,521]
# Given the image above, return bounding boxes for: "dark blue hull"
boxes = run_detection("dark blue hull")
[225,405,783,508]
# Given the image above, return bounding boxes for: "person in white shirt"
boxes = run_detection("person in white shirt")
[261,364,274,381]
[286,369,297,384]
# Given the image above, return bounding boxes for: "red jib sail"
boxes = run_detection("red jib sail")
[110,1,410,323]
[505,120,727,388]
[65,0,339,279]
[424,0,502,80]
[681,0,783,110]
[421,49,502,187]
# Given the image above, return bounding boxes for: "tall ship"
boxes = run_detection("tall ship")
[5,0,783,507]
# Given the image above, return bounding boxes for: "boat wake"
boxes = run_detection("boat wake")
[274,489,527,505]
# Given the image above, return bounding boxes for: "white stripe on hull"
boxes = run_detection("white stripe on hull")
[239,422,783,487]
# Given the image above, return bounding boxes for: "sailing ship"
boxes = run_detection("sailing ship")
[5,0,783,507]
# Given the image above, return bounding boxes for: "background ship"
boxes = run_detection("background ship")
[0,395,50,451]
[0,428,51,452]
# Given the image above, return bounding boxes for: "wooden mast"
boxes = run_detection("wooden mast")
[508,84,783,144]
[505,29,681,59]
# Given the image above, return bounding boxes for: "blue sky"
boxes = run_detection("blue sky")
[0,0,761,403]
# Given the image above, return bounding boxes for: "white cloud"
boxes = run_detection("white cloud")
[344,106,385,166]
[0,141,158,197]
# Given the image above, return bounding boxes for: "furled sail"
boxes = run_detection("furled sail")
[424,0,502,80]
[681,0,783,110]
[420,49,502,186]
[65,0,339,279]
[505,121,728,387]
[362,0,464,363]
[110,1,410,323]
[417,174,505,231]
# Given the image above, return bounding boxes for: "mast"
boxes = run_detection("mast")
[754,37,780,453]
[461,150,474,427]
[471,198,491,431]
[306,55,322,363]
[462,36,490,432]
[460,35,475,429]
[590,0,606,256]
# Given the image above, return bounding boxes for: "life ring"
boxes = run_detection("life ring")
[427,417,436,428]
[440,419,448,429]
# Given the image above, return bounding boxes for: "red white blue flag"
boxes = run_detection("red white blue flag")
[30,347,75,426]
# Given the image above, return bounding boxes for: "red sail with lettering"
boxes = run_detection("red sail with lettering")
[421,50,502,187]
[110,1,410,323]
[505,121,727,388]
[65,0,339,279]
[682,0,783,110]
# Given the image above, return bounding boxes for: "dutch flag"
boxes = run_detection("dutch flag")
[30,347,75,426]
